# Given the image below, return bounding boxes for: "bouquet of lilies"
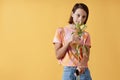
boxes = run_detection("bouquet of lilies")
[74,23,89,58]
[71,23,89,80]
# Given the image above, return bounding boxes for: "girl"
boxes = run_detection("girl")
[53,3,92,80]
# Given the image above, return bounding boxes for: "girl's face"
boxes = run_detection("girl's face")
[72,8,87,24]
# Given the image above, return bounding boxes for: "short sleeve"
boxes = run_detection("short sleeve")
[85,32,91,48]
[53,28,63,44]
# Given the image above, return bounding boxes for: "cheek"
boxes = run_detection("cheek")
[83,19,86,22]
[73,16,77,22]
[82,18,86,23]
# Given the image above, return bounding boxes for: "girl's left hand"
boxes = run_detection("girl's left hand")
[76,66,85,74]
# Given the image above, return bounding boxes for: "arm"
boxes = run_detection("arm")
[77,32,91,73]
[54,42,69,60]
[77,46,90,74]
[81,46,90,65]
[81,32,91,64]
[54,33,73,60]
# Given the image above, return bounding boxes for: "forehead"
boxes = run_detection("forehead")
[74,8,87,16]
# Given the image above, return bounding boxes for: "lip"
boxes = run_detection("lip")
[76,21,83,25]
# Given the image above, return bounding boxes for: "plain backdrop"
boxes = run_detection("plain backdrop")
[0,0,120,80]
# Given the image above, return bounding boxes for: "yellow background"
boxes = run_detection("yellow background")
[0,0,120,80]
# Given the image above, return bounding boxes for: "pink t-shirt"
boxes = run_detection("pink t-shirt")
[53,26,91,66]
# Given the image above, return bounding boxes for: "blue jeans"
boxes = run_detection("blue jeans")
[62,66,92,80]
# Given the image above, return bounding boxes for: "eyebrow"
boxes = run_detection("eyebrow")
[76,13,86,17]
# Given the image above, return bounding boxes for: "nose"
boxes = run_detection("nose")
[79,21,82,24]
[78,17,83,24]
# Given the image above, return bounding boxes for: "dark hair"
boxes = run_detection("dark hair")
[68,3,89,24]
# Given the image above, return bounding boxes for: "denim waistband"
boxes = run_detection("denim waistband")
[62,66,92,80]
[64,66,77,68]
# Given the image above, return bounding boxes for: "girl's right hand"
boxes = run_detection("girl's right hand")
[65,34,74,46]
[69,33,81,47]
